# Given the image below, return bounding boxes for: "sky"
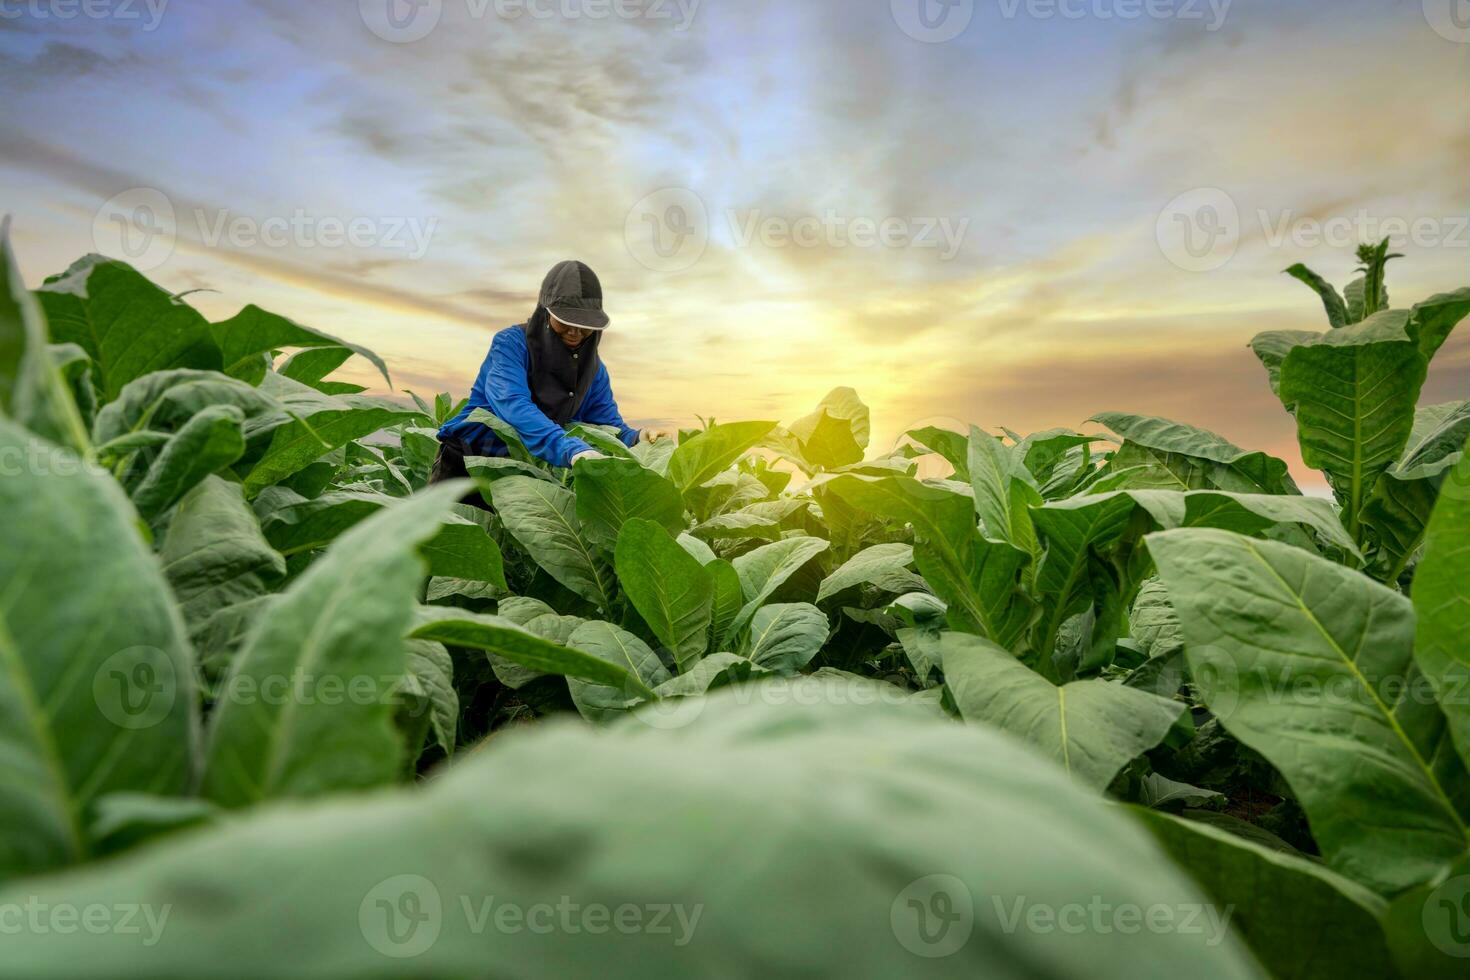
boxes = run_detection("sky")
[1,0,1468,490]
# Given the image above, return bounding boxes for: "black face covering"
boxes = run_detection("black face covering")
[521,306,602,426]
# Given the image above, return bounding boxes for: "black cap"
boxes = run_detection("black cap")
[539,260,610,331]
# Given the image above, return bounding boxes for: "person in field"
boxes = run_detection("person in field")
[432,260,666,502]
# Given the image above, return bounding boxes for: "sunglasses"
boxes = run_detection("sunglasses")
[548,316,594,340]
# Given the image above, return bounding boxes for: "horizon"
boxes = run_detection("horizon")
[3,0,1468,490]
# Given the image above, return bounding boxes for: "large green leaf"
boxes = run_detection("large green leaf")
[278,346,355,387]
[573,455,685,550]
[1285,263,1350,329]
[1412,446,1470,774]
[1383,850,1470,979]
[0,680,1263,980]
[1406,288,1470,360]
[1249,329,1322,397]
[465,408,537,464]
[0,419,198,880]
[614,519,712,674]
[565,620,671,722]
[37,255,219,401]
[1361,403,1470,580]
[942,632,1181,791]
[1130,577,1184,660]
[419,516,507,591]
[667,420,776,490]
[904,425,970,479]
[398,640,457,757]
[826,475,1032,648]
[727,535,831,639]
[1275,314,1427,534]
[210,305,389,386]
[1032,487,1364,673]
[707,557,744,651]
[488,475,615,610]
[0,221,90,451]
[410,610,654,697]
[786,388,870,470]
[161,477,285,634]
[239,374,418,497]
[1134,809,1396,980]
[130,404,246,520]
[1030,492,1140,668]
[259,489,393,556]
[201,484,465,808]
[968,427,1042,559]
[93,369,277,447]
[743,602,829,672]
[816,542,925,603]
[1149,528,1469,893]
[1092,413,1299,495]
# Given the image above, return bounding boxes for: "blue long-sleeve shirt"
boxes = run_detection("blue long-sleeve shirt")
[437,325,639,468]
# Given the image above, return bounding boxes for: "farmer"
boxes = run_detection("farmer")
[431,260,665,502]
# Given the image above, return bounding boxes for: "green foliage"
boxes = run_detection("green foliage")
[2,244,1468,977]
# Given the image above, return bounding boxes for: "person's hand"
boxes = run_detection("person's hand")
[570,449,607,466]
[639,429,672,445]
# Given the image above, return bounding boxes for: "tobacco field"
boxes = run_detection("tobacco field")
[2,225,1469,978]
